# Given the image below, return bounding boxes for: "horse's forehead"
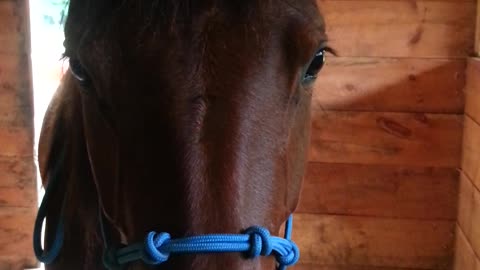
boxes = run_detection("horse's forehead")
[65,0,324,60]
[68,0,325,99]
[129,0,325,60]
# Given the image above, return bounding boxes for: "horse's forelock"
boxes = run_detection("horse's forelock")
[63,0,269,58]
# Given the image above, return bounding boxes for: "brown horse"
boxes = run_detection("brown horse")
[35,0,328,269]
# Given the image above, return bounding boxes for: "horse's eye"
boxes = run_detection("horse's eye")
[302,48,327,84]
[69,58,91,88]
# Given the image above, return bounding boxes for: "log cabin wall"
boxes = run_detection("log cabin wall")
[293,0,476,269]
[0,0,37,269]
[453,3,480,269]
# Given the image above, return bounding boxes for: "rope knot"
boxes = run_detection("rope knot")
[244,226,273,258]
[275,240,300,268]
[143,232,172,265]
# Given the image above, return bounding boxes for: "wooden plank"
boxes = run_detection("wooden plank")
[462,116,480,190]
[454,225,477,270]
[0,157,36,208]
[309,112,463,167]
[0,207,37,269]
[476,0,480,56]
[0,53,34,127]
[0,127,33,157]
[297,163,459,220]
[0,1,29,55]
[465,58,480,123]
[471,186,480,256]
[453,175,480,269]
[0,260,37,270]
[292,214,454,269]
[318,1,476,57]
[458,173,474,239]
[314,58,465,113]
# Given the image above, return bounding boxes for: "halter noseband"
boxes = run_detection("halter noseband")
[33,151,300,269]
[100,213,298,270]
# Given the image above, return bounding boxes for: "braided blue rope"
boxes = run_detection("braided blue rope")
[103,216,299,270]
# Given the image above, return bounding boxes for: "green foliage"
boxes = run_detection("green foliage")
[40,0,69,26]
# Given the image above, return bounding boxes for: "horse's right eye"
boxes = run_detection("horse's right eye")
[301,48,327,85]
[69,58,91,88]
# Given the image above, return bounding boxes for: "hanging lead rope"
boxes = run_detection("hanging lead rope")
[33,150,66,264]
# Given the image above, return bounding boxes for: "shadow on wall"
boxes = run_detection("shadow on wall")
[292,57,465,269]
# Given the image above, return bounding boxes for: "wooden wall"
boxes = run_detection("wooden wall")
[0,0,476,269]
[292,0,477,269]
[476,0,480,56]
[453,38,480,270]
[0,0,37,269]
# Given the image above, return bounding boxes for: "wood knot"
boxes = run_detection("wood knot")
[413,113,429,124]
[376,117,412,139]
[409,26,424,45]
[345,84,356,92]
[1,82,14,90]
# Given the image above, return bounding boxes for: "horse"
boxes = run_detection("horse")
[34,1,328,269]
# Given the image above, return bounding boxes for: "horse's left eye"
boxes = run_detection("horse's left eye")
[302,49,326,84]
[69,58,91,88]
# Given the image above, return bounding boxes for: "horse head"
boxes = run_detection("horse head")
[36,1,328,269]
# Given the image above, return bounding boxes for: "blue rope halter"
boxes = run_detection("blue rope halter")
[33,151,300,269]
[101,216,299,270]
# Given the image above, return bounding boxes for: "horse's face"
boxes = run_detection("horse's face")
[64,0,326,268]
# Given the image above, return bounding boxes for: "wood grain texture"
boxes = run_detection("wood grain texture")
[313,58,465,113]
[465,58,480,123]
[292,214,454,269]
[471,185,480,257]
[0,127,33,157]
[309,112,463,167]
[458,173,474,240]
[318,0,476,57]
[0,260,37,270]
[456,172,480,260]
[476,0,480,56]
[454,225,478,270]
[0,53,34,127]
[297,163,459,220]
[0,1,36,269]
[0,207,37,270]
[0,0,29,55]
[0,157,36,208]
[462,116,480,190]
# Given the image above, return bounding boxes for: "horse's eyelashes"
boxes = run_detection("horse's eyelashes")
[301,48,327,85]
